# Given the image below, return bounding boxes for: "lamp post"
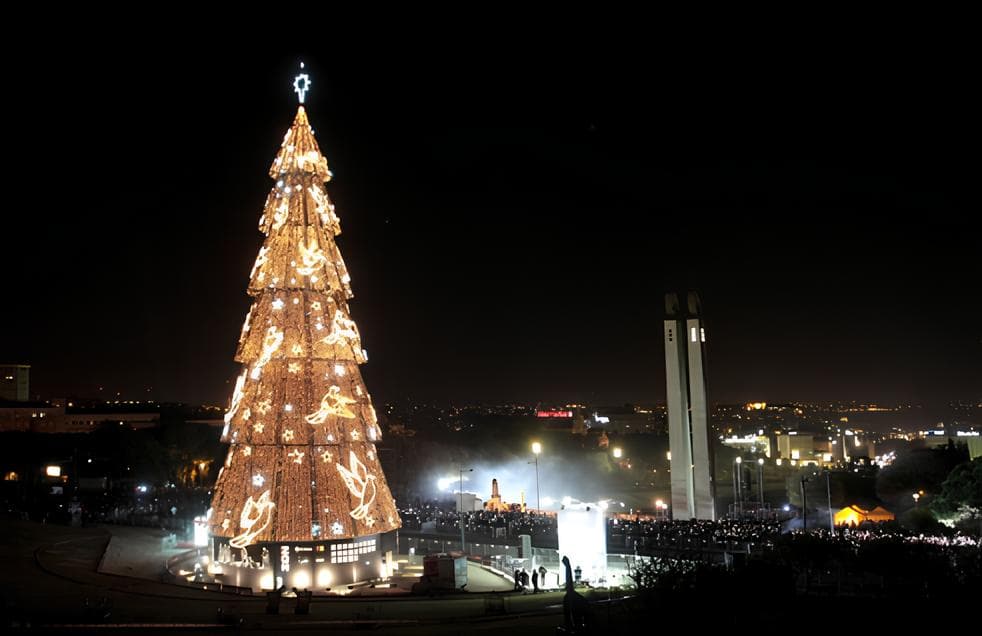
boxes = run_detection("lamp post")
[826,471,834,532]
[531,442,542,513]
[459,466,473,554]
[734,457,743,516]
[800,474,808,531]
[757,458,765,510]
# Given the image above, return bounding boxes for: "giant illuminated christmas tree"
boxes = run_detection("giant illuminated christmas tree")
[209,70,401,556]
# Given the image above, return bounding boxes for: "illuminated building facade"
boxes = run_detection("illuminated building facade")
[663,292,716,520]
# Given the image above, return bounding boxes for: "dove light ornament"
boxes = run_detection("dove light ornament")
[336,451,377,521]
[305,385,357,424]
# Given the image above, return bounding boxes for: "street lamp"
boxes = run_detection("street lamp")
[826,470,834,532]
[734,457,743,516]
[912,492,920,507]
[800,474,808,531]
[459,466,473,554]
[613,447,623,459]
[799,470,833,532]
[531,442,542,513]
[757,458,765,509]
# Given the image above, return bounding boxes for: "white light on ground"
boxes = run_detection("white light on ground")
[292,570,311,589]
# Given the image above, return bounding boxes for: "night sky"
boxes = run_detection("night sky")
[4,43,979,407]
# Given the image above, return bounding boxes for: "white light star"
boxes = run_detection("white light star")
[294,69,311,104]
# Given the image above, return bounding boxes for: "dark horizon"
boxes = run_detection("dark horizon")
[3,45,979,408]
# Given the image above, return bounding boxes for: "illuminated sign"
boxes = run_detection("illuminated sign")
[280,545,291,572]
[536,410,573,418]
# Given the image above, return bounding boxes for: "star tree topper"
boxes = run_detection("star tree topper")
[294,62,311,103]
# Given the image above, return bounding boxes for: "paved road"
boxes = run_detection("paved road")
[1,519,577,633]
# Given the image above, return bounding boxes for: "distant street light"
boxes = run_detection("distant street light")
[613,447,623,459]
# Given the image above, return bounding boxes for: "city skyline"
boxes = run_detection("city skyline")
[3,49,979,407]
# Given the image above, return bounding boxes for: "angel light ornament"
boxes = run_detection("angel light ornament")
[229,490,275,549]
[251,326,284,380]
[335,451,377,521]
[296,239,327,276]
[304,385,357,424]
[321,309,360,346]
[271,199,289,231]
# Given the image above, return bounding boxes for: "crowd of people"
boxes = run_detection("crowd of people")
[399,503,980,554]
[399,503,557,542]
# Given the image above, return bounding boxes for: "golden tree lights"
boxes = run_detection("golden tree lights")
[209,102,401,546]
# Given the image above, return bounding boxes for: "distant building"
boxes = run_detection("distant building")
[777,433,815,461]
[0,401,160,433]
[485,478,507,512]
[968,437,982,460]
[455,492,484,512]
[483,478,524,512]
[0,364,30,401]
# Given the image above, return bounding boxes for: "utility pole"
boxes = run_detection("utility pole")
[459,466,472,554]
[826,471,834,532]
[800,475,808,531]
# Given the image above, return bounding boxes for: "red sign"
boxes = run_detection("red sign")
[536,410,573,418]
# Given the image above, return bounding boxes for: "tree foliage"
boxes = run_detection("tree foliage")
[931,458,982,520]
